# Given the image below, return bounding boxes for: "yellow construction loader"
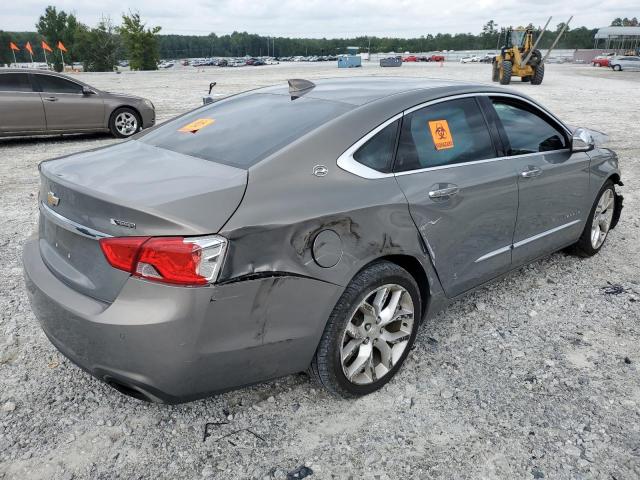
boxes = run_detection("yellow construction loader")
[492,16,572,85]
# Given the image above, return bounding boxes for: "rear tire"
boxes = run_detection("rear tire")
[310,261,421,398]
[568,180,616,257]
[492,62,500,82]
[499,61,512,85]
[531,64,545,85]
[613,65,622,71]
[109,107,141,138]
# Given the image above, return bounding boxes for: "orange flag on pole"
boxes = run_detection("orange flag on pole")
[42,40,53,52]
[10,42,20,51]
[25,41,34,55]
[57,41,67,52]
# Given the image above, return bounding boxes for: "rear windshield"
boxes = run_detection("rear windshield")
[139,93,351,168]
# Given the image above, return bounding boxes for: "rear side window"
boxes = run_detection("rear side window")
[492,100,567,155]
[0,73,32,92]
[35,75,83,94]
[395,97,495,172]
[353,120,399,173]
[140,93,351,169]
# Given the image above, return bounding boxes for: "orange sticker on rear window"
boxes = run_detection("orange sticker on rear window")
[428,120,454,150]
[178,118,215,133]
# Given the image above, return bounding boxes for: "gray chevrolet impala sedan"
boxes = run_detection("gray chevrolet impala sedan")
[23,77,623,403]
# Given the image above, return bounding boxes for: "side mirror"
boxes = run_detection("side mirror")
[572,128,595,152]
[82,86,94,95]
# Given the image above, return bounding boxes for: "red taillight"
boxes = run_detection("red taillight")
[136,237,206,285]
[99,235,227,286]
[98,236,149,272]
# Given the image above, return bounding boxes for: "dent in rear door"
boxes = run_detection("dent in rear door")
[393,97,518,298]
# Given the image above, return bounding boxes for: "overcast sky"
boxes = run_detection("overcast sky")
[2,0,637,37]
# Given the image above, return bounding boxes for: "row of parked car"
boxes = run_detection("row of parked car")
[188,57,280,67]
[592,53,640,71]
[401,54,446,62]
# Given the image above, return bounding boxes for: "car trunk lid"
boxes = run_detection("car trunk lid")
[37,140,247,303]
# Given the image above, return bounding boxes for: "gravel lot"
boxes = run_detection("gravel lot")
[1,62,639,480]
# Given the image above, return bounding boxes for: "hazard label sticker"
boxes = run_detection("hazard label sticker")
[178,118,215,133]
[428,120,454,150]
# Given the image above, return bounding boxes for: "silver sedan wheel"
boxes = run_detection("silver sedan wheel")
[591,188,615,249]
[340,284,415,385]
[115,112,138,136]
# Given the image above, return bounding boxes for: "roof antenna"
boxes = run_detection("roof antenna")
[288,79,315,99]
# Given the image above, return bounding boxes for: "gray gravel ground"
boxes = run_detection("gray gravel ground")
[1,62,639,480]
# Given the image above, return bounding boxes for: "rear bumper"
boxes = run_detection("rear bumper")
[23,237,341,403]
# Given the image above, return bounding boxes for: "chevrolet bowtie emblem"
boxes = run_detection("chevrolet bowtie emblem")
[47,191,60,207]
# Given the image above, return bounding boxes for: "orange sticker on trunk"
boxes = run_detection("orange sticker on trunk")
[178,118,215,133]
[428,120,454,150]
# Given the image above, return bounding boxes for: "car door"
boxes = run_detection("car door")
[0,72,46,135]
[32,73,104,131]
[488,97,590,266]
[393,96,519,298]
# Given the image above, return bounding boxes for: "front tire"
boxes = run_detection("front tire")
[569,181,616,257]
[499,60,512,85]
[613,65,622,71]
[310,261,421,398]
[109,107,141,138]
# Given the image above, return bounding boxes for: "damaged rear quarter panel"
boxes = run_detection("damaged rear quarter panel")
[219,103,444,299]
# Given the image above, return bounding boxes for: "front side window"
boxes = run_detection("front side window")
[35,75,83,94]
[395,97,495,172]
[352,120,399,173]
[0,73,32,92]
[492,100,567,155]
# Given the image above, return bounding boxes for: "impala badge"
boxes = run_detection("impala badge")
[47,191,60,207]
[110,218,136,229]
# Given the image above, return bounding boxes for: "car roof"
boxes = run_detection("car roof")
[258,76,503,106]
[0,68,84,83]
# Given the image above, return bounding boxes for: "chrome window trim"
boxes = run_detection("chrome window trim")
[40,201,112,240]
[336,91,571,180]
[336,112,402,180]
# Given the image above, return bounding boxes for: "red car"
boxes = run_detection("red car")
[429,54,445,62]
[402,55,418,62]
[592,54,614,67]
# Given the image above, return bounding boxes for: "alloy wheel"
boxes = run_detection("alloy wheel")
[115,112,138,136]
[340,284,414,385]
[591,188,615,249]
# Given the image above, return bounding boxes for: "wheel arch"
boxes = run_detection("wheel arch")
[108,105,142,127]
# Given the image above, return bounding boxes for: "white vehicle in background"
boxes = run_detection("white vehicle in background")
[460,55,480,64]
[610,56,640,71]
[158,61,175,69]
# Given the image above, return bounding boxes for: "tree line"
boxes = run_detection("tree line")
[0,6,161,71]
[2,9,639,71]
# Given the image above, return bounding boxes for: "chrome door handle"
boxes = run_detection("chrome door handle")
[428,186,459,199]
[521,167,542,178]
[43,96,58,102]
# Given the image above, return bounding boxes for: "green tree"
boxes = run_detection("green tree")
[0,30,12,65]
[118,12,161,70]
[36,6,79,71]
[74,17,119,72]
[611,18,623,26]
